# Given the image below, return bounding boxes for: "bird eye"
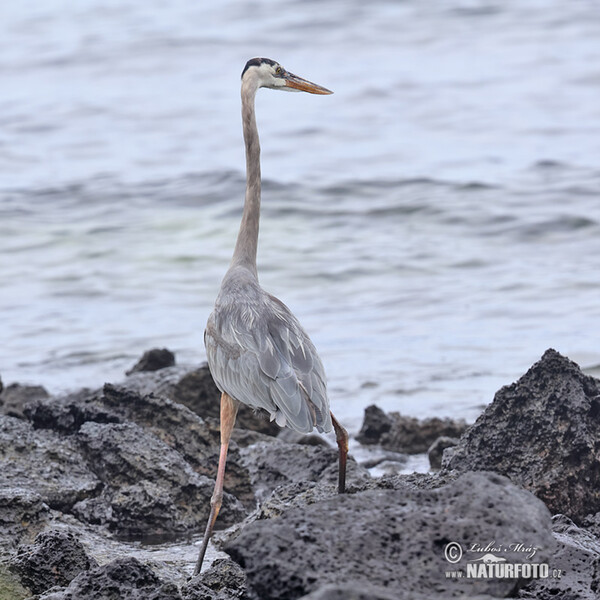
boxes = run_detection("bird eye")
[275,66,282,75]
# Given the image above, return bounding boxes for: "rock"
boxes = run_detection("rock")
[182,558,250,600]
[126,348,176,374]
[0,383,49,418]
[298,583,399,600]
[277,428,331,447]
[238,440,369,502]
[172,365,280,436]
[385,413,467,454]
[100,385,254,509]
[24,384,255,509]
[0,488,50,551]
[443,349,600,522]
[355,404,392,445]
[298,584,500,600]
[517,514,600,600]
[24,388,121,434]
[0,415,101,512]
[356,404,467,454]
[72,421,245,534]
[8,529,97,595]
[225,471,555,600]
[37,557,182,600]
[428,436,459,470]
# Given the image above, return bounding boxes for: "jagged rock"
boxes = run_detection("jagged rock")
[183,558,250,600]
[298,584,500,600]
[24,388,121,434]
[126,348,176,374]
[0,415,101,512]
[356,404,467,454]
[443,349,600,522]
[9,529,97,595]
[355,404,392,445]
[0,488,50,551]
[37,557,182,600]
[172,365,280,436]
[518,514,600,600]
[238,440,369,502]
[428,436,459,470]
[0,383,49,418]
[225,471,555,600]
[24,384,254,509]
[277,428,331,447]
[72,422,245,534]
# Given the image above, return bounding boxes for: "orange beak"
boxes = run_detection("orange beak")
[283,72,333,95]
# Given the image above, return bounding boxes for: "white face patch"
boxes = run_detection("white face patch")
[246,61,287,90]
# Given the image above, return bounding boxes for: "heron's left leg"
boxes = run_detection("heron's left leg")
[194,392,239,576]
[330,411,348,494]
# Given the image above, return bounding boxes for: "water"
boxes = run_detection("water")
[2,0,600,432]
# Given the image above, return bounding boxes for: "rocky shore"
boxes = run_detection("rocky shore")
[1,348,599,599]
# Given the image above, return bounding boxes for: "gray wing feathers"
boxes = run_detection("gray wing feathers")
[205,290,332,435]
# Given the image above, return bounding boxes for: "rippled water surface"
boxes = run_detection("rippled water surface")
[2,1,600,430]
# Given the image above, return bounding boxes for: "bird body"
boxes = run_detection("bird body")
[205,264,332,434]
[194,58,347,576]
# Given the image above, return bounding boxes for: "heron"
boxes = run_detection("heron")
[194,58,349,575]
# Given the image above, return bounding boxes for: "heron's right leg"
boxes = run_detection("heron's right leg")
[193,392,239,576]
[330,411,348,494]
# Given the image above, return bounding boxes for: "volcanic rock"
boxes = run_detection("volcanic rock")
[172,365,280,436]
[517,514,600,600]
[0,383,50,418]
[9,529,97,595]
[72,421,245,534]
[428,436,460,470]
[126,347,176,374]
[238,440,369,502]
[0,415,101,512]
[443,349,600,522]
[37,557,182,600]
[224,471,555,599]
[357,404,467,454]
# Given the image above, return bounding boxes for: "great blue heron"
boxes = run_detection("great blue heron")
[194,58,349,575]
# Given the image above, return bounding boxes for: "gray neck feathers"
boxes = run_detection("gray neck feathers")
[231,78,261,278]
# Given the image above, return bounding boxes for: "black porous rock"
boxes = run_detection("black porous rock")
[9,529,97,595]
[100,384,254,509]
[37,557,182,600]
[172,365,280,436]
[72,421,245,534]
[24,383,254,509]
[298,583,499,600]
[126,348,176,374]
[0,415,101,512]
[517,514,600,600]
[384,413,467,454]
[443,349,600,522]
[24,388,121,434]
[277,428,331,447]
[0,383,49,418]
[182,558,250,600]
[238,440,369,502]
[355,404,392,444]
[0,488,50,550]
[225,471,555,600]
[428,436,460,470]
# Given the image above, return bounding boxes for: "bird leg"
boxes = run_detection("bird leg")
[330,411,348,494]
[194,392,239,576]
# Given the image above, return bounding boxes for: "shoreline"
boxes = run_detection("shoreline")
[1,348,598,599]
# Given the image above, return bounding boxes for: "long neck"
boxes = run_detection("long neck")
[231,81,261,278]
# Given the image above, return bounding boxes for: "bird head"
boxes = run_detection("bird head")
[241,58,332,95]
